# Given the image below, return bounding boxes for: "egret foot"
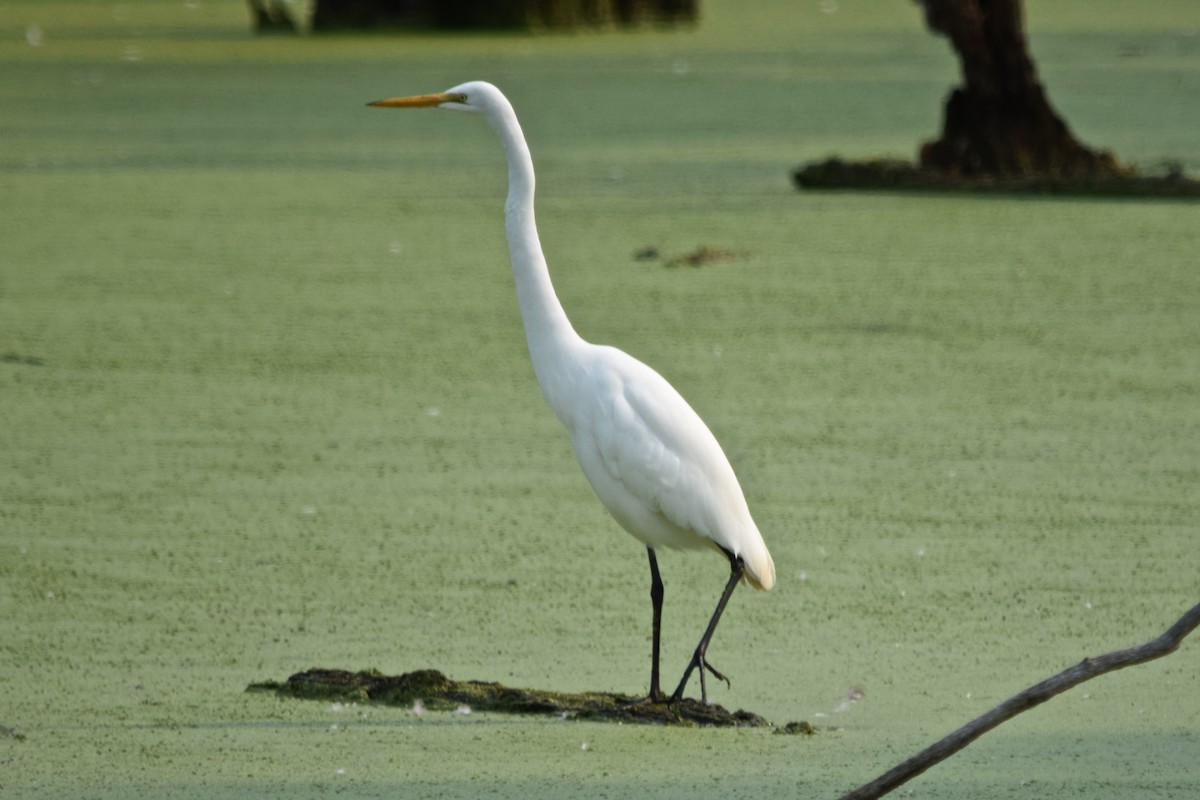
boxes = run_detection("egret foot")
[671,651,731,704]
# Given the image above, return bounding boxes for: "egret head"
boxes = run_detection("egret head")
[367,81,500,114]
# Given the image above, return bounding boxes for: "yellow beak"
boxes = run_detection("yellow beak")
[367,92,466,108]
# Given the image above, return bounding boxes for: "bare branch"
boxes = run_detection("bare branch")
[839,601,1200,800]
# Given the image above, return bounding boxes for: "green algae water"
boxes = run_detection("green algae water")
[2,1,1198,797]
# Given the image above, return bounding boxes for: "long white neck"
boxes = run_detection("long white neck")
[483,97,583,414]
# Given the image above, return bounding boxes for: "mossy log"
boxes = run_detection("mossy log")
[248,668,783,728]
[793,158,1200,198]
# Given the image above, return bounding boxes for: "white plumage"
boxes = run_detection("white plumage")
[370,81,774,703]
[568,348,774,589]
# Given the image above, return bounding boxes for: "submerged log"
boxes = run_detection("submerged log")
[793,157,1200,197]
[248,667,779,728]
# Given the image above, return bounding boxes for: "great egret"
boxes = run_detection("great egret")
[369,82,774,704]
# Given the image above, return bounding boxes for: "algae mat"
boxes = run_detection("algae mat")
[2,1,1199,798]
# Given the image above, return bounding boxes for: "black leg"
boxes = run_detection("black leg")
[647,547,665,702]
[671,552,744,703]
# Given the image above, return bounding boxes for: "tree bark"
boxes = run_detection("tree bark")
[246,0,299,33]
[915,0,1129,178]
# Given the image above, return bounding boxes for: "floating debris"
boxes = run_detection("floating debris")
[633,245,750,268]
[664,245,749,268]
[1,352,45,367]
[833,685,865,714]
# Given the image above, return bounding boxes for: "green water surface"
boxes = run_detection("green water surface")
[2,1,1198,797]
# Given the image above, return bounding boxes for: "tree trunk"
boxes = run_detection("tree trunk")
[246,0,299,33]
[310,0,427,31]
[916,0,1129,178]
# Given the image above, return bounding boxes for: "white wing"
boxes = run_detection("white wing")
[565,345,774,589]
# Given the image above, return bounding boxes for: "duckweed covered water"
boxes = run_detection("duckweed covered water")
[2,1,1198,798]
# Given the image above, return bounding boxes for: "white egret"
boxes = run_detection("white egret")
[369,82,774,704]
